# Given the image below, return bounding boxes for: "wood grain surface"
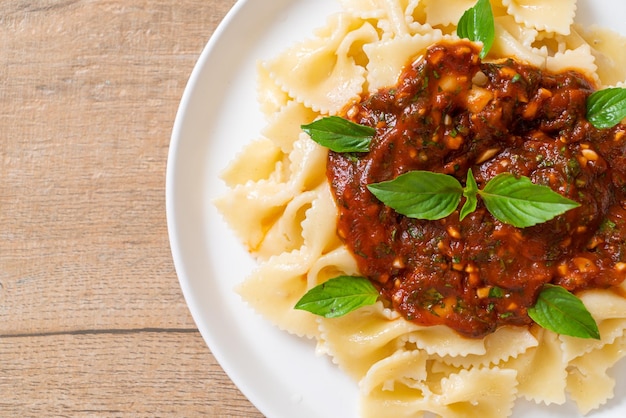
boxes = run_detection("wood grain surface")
[0,1,263,416]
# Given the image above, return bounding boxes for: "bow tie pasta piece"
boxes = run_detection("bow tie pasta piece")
[318,302,422,379]
[263,13,378,115]
[255,61,290,119]
[261,181,342,264]
[236,247,320,338]
[438,326,538,369]
[219,137,283,188]
[363,32,446,93]
[359,385,433,418]
[339,0,425,38]
[527,26,599,84]
[501,328,568,405]
[341,0,412,37]
[575,24,626,87]
[405,325,492,357]
[502,0,576,35]
[546,43,599,85]
[495,15,538,47]
[491,17,548,67]
[236,182,355,338]
[261,101,318,154]
[215,177,294,251]
[422,0,477,27]
[215,134,327,254]
[376,0,420,38]
[305,246,360,290]
[359,349,430,395]
[567,333,626,414]
[427,367,519,418]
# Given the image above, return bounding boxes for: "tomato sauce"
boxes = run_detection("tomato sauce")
[328,40,626,338]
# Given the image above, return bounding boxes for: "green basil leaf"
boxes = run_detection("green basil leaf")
[586,87,626,129]
[528,284,600,339]
[367,171,463,220]
[294,276,378,318]
[457,0,495,59]
[301,116,375,153]
[479,173,580,228]
[460,169,478,221]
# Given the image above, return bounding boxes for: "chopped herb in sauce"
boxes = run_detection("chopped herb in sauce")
[300,40,626,339]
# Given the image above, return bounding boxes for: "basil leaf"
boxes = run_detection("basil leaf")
[587,87,626,129]
[460,169,478,221]
[294,276,378,318]
[479,173,580,228]
[457,0,495,59]
[301,116,375,153]
[528,284,600,339]
[368,171,463,220]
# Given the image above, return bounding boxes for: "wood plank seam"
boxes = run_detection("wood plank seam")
[0,328,200,339]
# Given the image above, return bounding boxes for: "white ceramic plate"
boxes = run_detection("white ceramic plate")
[166,1,626,417]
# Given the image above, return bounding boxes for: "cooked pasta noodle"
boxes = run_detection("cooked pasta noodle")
[215,0,626,416]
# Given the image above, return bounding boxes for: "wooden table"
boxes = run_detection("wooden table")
[0,1,262,415]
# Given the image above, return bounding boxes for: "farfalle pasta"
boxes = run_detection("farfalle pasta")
[501,0,577,35]
[423,0,477,27]
[263,13,378,114]
[215,0,626,416]
[364,32,447,91]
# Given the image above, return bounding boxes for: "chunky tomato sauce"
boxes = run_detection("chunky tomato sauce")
[328,40,626,338]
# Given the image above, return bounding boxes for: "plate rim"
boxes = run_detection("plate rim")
[166,1,626,417]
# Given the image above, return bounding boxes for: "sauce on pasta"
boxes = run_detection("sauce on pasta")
[328,40,626,338]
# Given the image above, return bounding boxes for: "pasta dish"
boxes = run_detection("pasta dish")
[215,0,626,416]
